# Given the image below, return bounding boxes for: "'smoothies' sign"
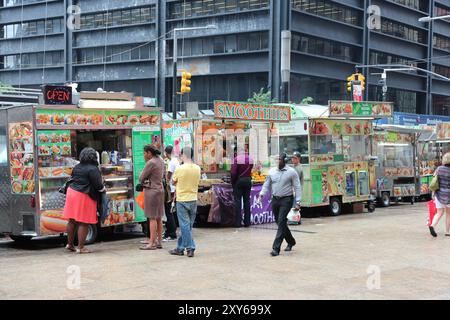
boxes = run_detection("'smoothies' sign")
[214,101,291,122]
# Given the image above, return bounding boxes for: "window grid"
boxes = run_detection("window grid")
[168,0,269,19]
[291,0,362,26]
[0,18,64,39]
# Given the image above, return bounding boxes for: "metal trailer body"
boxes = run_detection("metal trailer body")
[275,116,376,216]
[1,104,163,241]
[0,105,37,238]
[372,125,426,206]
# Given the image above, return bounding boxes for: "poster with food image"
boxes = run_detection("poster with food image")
[40,210,68,235]
[38,166,72,178]
[329,101,393,117]
[37,130,71,156]
[311,120,371,136]
[9,122,35,194]
[36,109,160,128]
[327,166,345,196]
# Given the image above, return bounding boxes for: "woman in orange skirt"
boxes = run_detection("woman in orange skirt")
[63,147,105,254]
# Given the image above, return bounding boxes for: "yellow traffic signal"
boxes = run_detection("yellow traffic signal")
[180,71,192,94]
[358,73,366,91]
[347,74,355,92]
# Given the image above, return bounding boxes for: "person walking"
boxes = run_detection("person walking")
[231,146,254,228]
[169,147,201,258]
[163,145,179,241]
[291,151,304,187]
[259,153,302,257]
[139,145,166,250]
[63,147,105,254]
[429,152,450,237]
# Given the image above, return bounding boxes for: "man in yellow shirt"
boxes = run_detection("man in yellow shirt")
[170,147,201,258]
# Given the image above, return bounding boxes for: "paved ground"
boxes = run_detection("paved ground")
[1,202,450,300]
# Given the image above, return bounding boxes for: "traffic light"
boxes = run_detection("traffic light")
[180,71,192,94]
[356,73,366,91]
[347,74,355,92]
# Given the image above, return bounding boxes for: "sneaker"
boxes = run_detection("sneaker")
[162,236,177,242]
[169,249,184,256]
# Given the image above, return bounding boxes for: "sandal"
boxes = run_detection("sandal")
[140,245,158,250]
[65,245,76,252]
[156,243,163,249]
[76,248,92,254]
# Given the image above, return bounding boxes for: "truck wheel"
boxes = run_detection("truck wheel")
[368,202,376,213]
[381,193,390,207]
[84,224,98,245]
[329,198,342,216]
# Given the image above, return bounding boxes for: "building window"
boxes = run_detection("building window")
[78,6,156,30]
[0,18,64,39]
[292,33,361,62]
[1,51,63,69]
[168,0,269,19]
[379,18,425,43]
[74,43,156,65]
[434,35,450,52]
[391,0,424,11]
[291,0,362,26]
[370,51,417,67]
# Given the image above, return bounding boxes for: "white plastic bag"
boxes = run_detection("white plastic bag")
[287,208,301,225]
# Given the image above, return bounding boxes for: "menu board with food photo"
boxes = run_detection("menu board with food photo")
[36,109,160,128]
[9,122,35,194]
[37,130,72,156]
[329,101,393,118]
[311,120,371,136]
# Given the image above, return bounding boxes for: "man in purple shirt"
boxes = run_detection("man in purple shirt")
[231,146,254,228]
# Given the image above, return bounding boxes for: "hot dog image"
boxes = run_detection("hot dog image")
[40,210,67,233]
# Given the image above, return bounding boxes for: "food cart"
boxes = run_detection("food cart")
[0,90,161,242]
[274,101,394,216]
[372,125,426,206]
[162,101,291,227]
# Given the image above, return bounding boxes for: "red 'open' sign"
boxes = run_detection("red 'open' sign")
[43,85,72,105]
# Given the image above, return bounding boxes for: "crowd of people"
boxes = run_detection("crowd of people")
[61,142,450,256]
[62,144,304,257]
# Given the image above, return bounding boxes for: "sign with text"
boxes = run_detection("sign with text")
[329,101,393,118]
[214,101,291,122]
[43,85,73,105]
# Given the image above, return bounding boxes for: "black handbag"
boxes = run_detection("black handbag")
[59,178,74,195]
[136,183,144,192]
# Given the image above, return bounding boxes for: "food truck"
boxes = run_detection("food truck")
[0,90,161,242]
[161,101,290,226]
[274,101,394,216]
[372,125,425,206]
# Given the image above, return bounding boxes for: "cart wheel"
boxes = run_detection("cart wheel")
[410,197,415,205]
[84,224,98,245]
[329,197,342,216]
[381,192,390,207]
[368,202,376,213]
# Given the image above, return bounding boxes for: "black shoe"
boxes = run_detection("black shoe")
[285,243,296,252]
[244,224,251,228]
[187,249,195,258]
[270,250,279,257]
[429,226,438,238]
[169,249,184,256]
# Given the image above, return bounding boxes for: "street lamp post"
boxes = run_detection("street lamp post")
[171,25,217,120]
[419,15,450,22]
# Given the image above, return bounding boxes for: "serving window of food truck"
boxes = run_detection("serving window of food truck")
[372,126,421,206]
[1,91,161,242]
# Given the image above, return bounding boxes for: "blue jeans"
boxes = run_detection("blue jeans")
[176,201,197,251]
